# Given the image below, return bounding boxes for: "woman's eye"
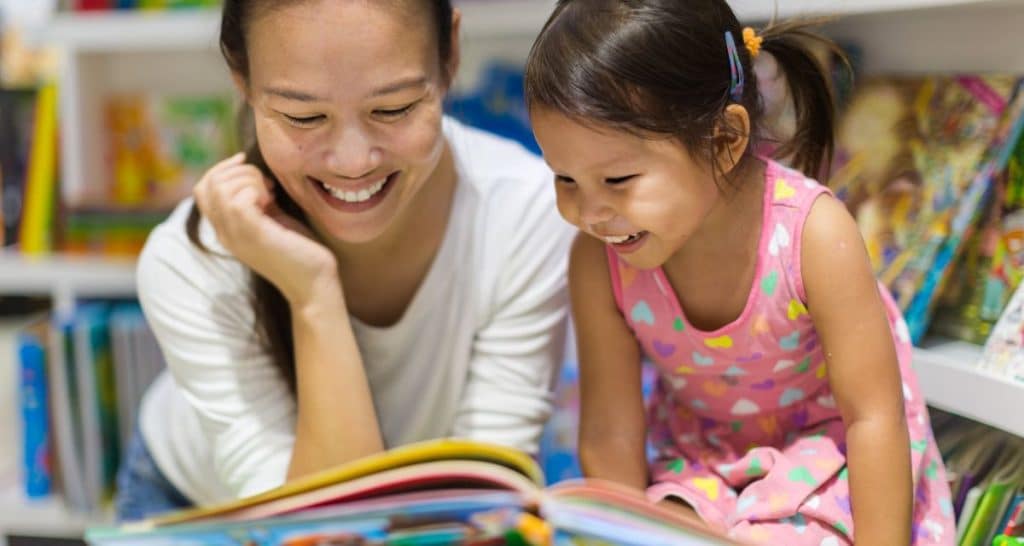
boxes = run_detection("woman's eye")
[374,103,416,119]
[555,175,576,185]
[605,175,636,185]
[284,114,325,127]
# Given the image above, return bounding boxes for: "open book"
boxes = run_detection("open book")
[86,439,734,545]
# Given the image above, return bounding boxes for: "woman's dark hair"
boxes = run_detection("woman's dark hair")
[524,0,848,184]
[186,0,455,393]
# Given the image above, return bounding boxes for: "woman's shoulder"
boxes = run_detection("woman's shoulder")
[137,198,252,299]
[443,117,552,194]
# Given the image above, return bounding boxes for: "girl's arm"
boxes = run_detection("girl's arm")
[571,233,649,490]
[802,195,912,546]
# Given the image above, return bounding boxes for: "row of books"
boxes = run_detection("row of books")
[933,412,1024,545]
[827,74,1024,345]
[17,302,165,513]
[62,0,220,11]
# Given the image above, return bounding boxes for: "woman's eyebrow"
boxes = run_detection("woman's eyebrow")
[370,76,427,97]
[262,77,427,102]
[263,86,324,102]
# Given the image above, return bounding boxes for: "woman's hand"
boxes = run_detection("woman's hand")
[193,152,342,308]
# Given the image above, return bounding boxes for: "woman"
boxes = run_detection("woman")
[115,0,572,521]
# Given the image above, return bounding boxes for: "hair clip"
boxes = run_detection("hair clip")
[725,30,744,102]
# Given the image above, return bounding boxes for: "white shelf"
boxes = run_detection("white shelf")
[913,338,1024,438]
[0,486,109,539]
[458,0,555,38]
[732,0,1015,20]
[30,0,1016,51]
[31,2,558,52]
[0,252,136,313]
[33,10,221,52]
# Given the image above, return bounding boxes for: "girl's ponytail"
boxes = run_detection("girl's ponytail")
[758,20,850,178]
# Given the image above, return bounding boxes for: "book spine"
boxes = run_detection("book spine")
[18,330,51,499]
[18,83,58,255]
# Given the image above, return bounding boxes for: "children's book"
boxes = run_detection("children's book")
[0,87,37,247]
[958,444,1024,545]
[830,75,1024,343]
[104,93,235,210]
[72,303,120,504]
[17,318,51,499]
[87,439,735,546]
[977,277,1024,383]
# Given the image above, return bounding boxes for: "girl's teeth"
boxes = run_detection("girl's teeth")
[322,177,388,203]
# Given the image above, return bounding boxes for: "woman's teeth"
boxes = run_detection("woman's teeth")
[321,177,388,203]
[603,232,642,245]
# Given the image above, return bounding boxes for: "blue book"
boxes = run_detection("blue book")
[18,323,50,499]
[996,492,1024,537]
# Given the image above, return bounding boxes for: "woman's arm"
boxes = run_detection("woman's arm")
[802,195,912,546]
[287,292,383,480]
[571,234,648,490]
[178,154,385,489]
[138,226,298,498]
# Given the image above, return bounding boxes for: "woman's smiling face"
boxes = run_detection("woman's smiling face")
[242,0,456,244]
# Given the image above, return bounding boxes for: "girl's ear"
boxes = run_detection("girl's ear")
[713,103,752,176]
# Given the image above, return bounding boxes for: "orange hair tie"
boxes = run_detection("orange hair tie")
[742,27,763,58]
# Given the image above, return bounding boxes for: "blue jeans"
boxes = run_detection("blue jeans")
[115,425,193,522]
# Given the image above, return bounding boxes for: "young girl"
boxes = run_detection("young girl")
[115,0,573,521]
[524,1,955,544]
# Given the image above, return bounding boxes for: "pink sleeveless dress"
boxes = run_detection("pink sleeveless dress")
[607,160,955,544]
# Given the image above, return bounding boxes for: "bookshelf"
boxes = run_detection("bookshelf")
[730,0,1017,19]
[913,339,1023,437]
[0,251,135,315]
[4,0,1024,541]
[0,485,109,540]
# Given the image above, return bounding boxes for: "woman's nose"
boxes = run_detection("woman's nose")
[324,123,382,179]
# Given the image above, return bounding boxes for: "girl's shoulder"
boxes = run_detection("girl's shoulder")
[762,159,831,208]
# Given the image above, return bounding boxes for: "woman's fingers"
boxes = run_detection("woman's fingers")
[193,157,276,251]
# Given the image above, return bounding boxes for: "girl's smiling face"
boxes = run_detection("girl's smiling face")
[531,109,721,270]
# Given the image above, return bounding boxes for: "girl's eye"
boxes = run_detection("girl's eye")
[605,175,636,185]
[284,114,325,127]
[374,103,417,119]
[555,175,576,185]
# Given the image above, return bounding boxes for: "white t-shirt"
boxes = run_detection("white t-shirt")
[137,118,573,505]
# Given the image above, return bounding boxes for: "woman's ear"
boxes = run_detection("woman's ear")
[445,9,462,89]
[231,71,250,104]
[714,103,752,176]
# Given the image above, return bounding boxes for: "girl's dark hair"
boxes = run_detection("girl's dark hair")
[186,0,455,392]
[524,0,848,183]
